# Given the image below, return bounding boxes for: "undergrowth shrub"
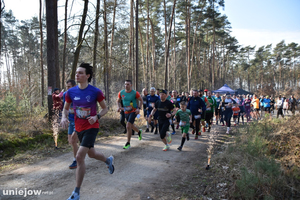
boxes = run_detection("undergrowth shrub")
[219,117,300,199]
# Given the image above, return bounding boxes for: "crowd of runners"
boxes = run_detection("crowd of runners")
[55,63,298,200]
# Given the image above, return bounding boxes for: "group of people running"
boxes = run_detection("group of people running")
[57,62,297,200]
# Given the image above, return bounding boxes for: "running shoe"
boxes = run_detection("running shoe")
[177,146,182,151]
[154,129,158,134]
[123,142,131,149]
[222,124,225,126]
[198,131,201,136]
[106,156,115,174]
[67,191,80,200]
[163,145,170,151]
[226,130,229,134]
[167,132,172,144]
[123,129,127,134]
[203,127,206,132]
[69,160,77,169]
[195,135,198,140]
[171,131,176,135]
[151,125,154,132]
[176,125,179,129]
[138,129,142,140]
[145,128,149,132]
[207,128,210,132]
[192,129,195,134]
[186,133,190,141]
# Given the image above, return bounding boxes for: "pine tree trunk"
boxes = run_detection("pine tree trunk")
[92,0,100,87]
[45,0,58,121]
[39,0,45,106]
[70,0,89,80]
[103,0,110,106]
[62,0,68,89]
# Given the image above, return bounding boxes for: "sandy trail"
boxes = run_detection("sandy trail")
[0,127,218,200]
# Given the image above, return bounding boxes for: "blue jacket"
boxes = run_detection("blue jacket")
[187,96,206,115]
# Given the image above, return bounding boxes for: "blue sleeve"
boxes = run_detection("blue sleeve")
[187,100,190,109]
[200,98,206,112]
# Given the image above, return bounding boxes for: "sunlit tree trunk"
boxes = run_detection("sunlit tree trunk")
[70,0,89,80]
[92,0,100,86]
[39,0,45,106]
[62,0,68,89]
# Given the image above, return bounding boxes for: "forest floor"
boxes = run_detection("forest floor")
[0,111,299,200]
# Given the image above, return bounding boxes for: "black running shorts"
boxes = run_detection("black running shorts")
[158,119,170,139]
[125,112,137,124]
[76,128,99,149]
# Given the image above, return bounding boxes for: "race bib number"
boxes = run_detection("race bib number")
[76,107,91,119]
[69,106,75,114]
[194,115,201,119]
[149,102,155,108]
[246,104,250,107]
[124,106,133,111]
[179,121,186,127]
[207,107,211,111]
[222,107,225,111]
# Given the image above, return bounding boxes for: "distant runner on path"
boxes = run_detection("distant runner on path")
[117,80,143,149]
[149,89,174,151]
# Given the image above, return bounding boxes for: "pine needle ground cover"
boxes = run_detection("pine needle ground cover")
[183,115,300,199]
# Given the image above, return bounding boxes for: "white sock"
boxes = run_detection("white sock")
[73,158,76,161]
[227,127,230,131]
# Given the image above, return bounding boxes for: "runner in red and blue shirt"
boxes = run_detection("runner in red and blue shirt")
[61,63,114,200]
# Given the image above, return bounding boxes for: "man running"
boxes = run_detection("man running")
[142,88,149,131]
[61,63,114,200]
[289,94,297,115]
[146,87,160,134]
[199,89,210,133]
[187,89,206,139]
[171,90,182,131]
[205,91,216,132]
[222,93,236,134]
[214,92,222,125]
[52,88,64,149]
[276,95,285,118]
[117,80,143,149]
[251,94,260,120]
[63,79,78,169]
[149,89,174,151]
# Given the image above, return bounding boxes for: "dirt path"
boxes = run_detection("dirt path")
[0,125,226,200]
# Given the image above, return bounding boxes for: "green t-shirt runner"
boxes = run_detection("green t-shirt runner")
[175,109,191,133]
[206,96,217,113]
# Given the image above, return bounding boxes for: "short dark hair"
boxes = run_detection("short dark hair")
[180,101,186,106]
[66,79,76,86]
[79,63,93,82]
[125,80,132,84]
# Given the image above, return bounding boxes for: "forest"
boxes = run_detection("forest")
[0,0,299,111]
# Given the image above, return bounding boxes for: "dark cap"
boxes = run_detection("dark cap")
[198,89,203,92]
[54,88,59,92]
[159,89,167,94]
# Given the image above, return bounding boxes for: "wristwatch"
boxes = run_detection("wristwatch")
[97,114,101,120]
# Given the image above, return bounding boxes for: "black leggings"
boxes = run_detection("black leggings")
[190,116,201,134]
[224,112,232,127]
